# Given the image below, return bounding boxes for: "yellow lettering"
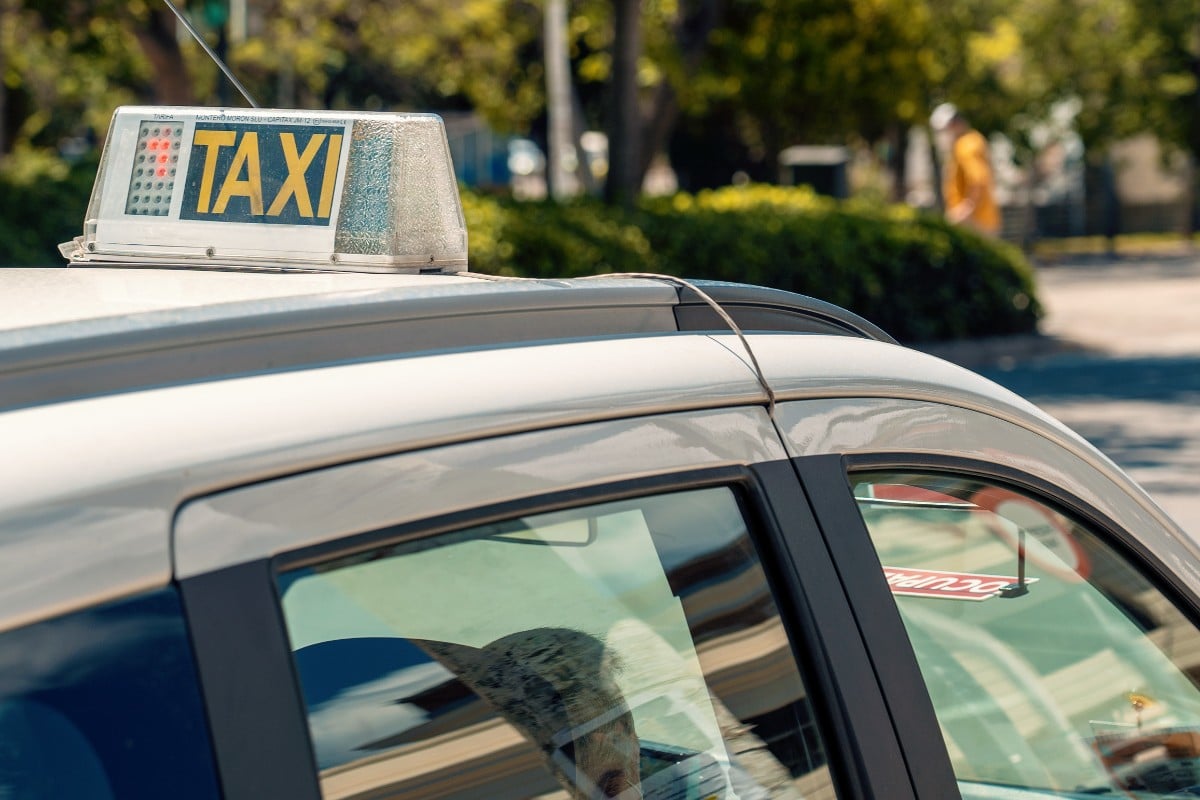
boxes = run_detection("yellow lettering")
[318,134,343,218]
[267,133,325,217]
[192,130,236,214]
[213,132,263,215]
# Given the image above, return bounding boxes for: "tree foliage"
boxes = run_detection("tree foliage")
[0,0,1196,204]
[1004,0,1175,154]
[231,0,546,130]
[0,1,149,152]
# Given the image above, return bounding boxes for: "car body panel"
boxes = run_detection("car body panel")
[0,267,477,332]
[0,334,766,632]
[5,308,1194,634]
[174,406,786,576]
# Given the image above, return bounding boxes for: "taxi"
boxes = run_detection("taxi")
[3,105,1200,800]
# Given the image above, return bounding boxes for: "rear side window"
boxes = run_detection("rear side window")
[0,588,220,800]
[277,486,837,800]
[853,471,1200,800]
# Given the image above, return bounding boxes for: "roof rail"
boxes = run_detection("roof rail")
[680,282,895,343]
[0,275,894,412]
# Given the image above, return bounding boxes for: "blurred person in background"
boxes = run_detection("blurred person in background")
[931,103,1000,237]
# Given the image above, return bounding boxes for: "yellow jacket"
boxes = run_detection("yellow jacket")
[945,130,1000,235]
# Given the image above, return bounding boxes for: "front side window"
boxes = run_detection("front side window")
[276,486,837,799]
[0,588,221,800]
[853,471,1200,799]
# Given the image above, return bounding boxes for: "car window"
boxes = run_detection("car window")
[276,486,837,800]
[0,588,221,800]
[852,471,1200,800]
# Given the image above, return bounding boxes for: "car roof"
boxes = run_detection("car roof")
[0,266,479,331]
[0,264,1118,494]
[0,263,1134,521]
[0,266,892,412]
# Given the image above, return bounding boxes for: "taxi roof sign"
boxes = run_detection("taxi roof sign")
[60,107,468,273]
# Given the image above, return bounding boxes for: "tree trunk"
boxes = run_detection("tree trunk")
[638,81,678,184]
[888,124,909,203]
[1101,154,1119,254]
[604,0,641,208]
[1187,49,1200,241]
[0,0,15,157]
[0,26,7,158]
[545,0,574,200]
[636,0,719,184]
[571,85,600,194]
[133,6,197,106]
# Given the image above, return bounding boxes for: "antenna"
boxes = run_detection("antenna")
[161,0,260,108]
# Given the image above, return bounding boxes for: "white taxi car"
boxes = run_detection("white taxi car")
[3,106,1200,800]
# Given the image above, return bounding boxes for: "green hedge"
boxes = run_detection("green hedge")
[464,185,1041,343]
[0,150,97,268]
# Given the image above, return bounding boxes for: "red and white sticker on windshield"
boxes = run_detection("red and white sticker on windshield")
[883,566,1037,601]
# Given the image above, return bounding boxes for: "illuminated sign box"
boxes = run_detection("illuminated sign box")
[62,107,468,273]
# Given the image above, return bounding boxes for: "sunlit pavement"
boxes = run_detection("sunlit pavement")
[966,250,1200,538]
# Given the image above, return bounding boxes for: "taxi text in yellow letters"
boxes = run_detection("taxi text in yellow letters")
[182,122,345,226]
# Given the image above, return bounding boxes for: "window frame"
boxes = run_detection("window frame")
[179,460,919,800]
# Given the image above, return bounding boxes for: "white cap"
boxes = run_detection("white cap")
[930,102,959,131]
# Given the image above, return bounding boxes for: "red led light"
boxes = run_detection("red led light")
[127,119,181,217]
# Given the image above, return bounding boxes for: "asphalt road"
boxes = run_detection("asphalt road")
[969,251,1200,538]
